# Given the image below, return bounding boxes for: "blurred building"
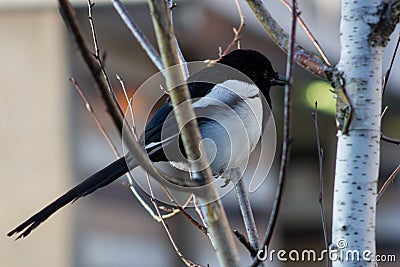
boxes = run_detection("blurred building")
[1,1,399,267]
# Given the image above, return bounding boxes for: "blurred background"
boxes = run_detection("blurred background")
[1,0,399,266]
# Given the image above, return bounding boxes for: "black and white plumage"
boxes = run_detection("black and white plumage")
[8,49,286,239]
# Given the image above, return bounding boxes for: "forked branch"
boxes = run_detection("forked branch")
[246,0,332,79]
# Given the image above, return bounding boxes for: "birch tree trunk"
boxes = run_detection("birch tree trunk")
[332,1,385,266]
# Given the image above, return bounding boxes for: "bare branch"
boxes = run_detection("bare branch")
[58,0,124,132]
[381,133,400,145]
[377,163,400,203]
[112,0,188,76]
[148,0,210,180]
[70,78,119,155]
[159,187,208,235]
[279,0,331,66]
[206,0,245,64]
[381,106,389,119]
[111,0,164,71]
[230,168,260,251]
[381,107,400,145]
[116,75,209,228]
[87,0,121,128]
[233,229,258,257]
[250,0,297,265]
[115,75,165,220]
[148,1,240,265]
[382,31,400,94]
[87,0,99,57]
[59,0,205,192]
[311,102,330,267]
[71,77,183,223]
[147,177,205,267]
[246,0,331,79]
[177,205,208,235]
[116,74,137,136]
[221,0,245,57]
[167,0,189,78]
[369,0,400,47]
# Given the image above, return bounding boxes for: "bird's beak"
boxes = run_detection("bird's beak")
[270,72,288,86]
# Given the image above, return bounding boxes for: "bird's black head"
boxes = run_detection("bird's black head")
[218,49,286,93]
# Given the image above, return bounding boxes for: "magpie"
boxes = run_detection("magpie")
[8,49,286,239]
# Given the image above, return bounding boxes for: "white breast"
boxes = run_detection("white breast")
[192,80,264,173]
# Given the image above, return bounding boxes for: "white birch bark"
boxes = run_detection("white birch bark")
[332,1,384,266]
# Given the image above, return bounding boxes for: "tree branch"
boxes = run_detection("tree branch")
[58,0,124,133]
[147,0,240,266]
[221,0,245,57]
[381,133,400,145]
[166,0,189,78]
[233,229,258,257]
[377,163,400,203]
[382,31,400,94]
[246,0,332,79]
[58,0,207,192]
[111,0,164,71]
[278,0,331,66]
[148,0,210,179]
[147,178,205,267]
[311,102,330,267]
[70,77,172,222]
[230,168,260,253]
[250,1,297,266]
[369,0,400,47]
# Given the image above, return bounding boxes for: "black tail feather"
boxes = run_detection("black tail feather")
[7,157,129,239]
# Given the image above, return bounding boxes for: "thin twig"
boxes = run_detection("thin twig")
[116,75,208,225]
[146,176,205,267]
[381,106,388,119]
[233,229,258,257]
[59,0,124,132]
[116,74,206,233]
[70,77,182,222]
[381,133,400,145]
[382,31,400,94]
[279,0,331,66]
[111,0,164,71]
[69,78,119,155]
[60,0,204,192]
[246,0,331,79]
[220,0,245,57]
[164,194,209,236]
[311,102,330,267]
[177,205,208,235]
[117,74,207,232]
[250,1,297,266]
[87,0,122,122]
[87,0,99,57]
[193,195,210,232]
[119,74,206,231]
[116,74,137,136]
[160,186,209,235]
[167,0,189,78]
[377,164,400,203]
[230,168,260,252]
[207,0,245,64]
[379,107,400,144]
[116,75,177,221]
